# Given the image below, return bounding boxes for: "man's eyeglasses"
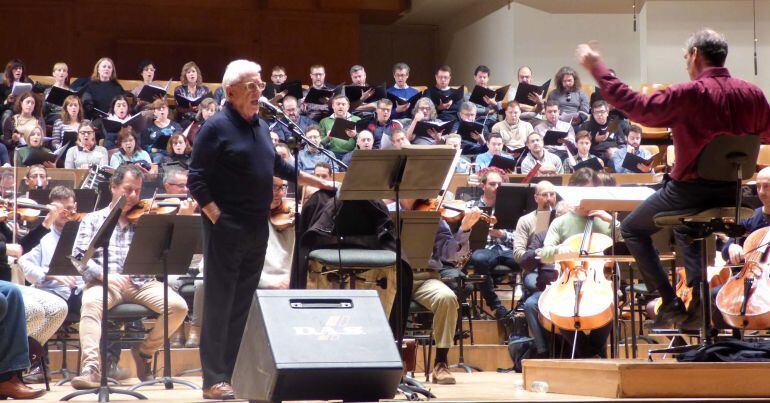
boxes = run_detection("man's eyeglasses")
[79,130,95,135]
[167,182,187,188]
[593,109,608,115]
[239,81,266,92]
[273,184,288,191]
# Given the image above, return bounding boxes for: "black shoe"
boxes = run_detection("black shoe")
[680,293,704,331]
[495,307,511,320]
[652,297,688,328]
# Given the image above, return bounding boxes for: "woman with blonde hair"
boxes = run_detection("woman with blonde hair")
[173,61,210,126]
[14,125,53,167]
[82,57,125,120]
[43,62,71,125]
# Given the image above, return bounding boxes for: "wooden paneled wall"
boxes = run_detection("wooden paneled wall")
[0,0,405,86]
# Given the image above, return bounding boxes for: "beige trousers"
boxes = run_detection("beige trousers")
[412,272,459,349]
[79,280,188,371]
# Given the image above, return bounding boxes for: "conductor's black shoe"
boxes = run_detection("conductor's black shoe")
[679,294,704,331]
[652,297,688,328]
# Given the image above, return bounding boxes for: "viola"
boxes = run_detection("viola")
[716,227,770,329]
[270,198,296,231]
[538,217,615,332]
[413,198,496,225]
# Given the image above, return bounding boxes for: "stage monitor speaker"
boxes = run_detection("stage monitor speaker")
[232,289,403,402]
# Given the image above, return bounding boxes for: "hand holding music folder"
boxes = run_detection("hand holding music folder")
[174,93,205,108]
[138,79,172,103]
[456,120,485,143]
[11,82,32,97]
[151,134,171,151]
[101,113,147,133]
[489,154,518,173]
[46,86,81,107]
[329,118,357,140]
[345,84,386,103]
[386,92,421,115]
[621,151,664,173]
[543,130,569,146]
[513,79,551,106]
[304,86,337,105]
[571,157,604,172]
[275,80,304,101]
[413,120,453,140]
[22,146,67,166]
[469,85,510,106]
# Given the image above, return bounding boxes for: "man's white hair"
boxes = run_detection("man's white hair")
[221,59,262,101]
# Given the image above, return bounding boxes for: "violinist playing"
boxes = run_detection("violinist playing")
[475,133,513,170]
[24,165,49,192]
[397,197,483,385]
[537,168,618,358]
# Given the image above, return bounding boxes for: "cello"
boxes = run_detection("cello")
[538,217,615,336]
[715,227,770,329]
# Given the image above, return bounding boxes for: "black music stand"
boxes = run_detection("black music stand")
[341,147,457,397]
[28,188,98,213]
[59,196,147,402]
[123,214,201,392]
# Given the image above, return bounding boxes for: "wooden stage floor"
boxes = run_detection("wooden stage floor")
[31,371,770,402]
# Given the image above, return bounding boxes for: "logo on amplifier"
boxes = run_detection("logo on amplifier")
[293,315,365,340]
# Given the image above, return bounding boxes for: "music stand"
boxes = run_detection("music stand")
[28,188,98,213]
[341,147,456,397]
[556,185,656,359]
[122,215,201,391]
[59,196,147,402]
[494,183,537,230]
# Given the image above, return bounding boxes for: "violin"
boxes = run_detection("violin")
[126,198,182,222]
[413,198,496,225]
[716,227,770,329]
[270,198,296,231]
[0,197,84,222]
[538,218,615,332]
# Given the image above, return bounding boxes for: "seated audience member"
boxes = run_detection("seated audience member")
[270,96,314,143]
[464,65,501,127]
[98,95,131,150]
[43,62,71,126]
[423,65,461,122]
[491,101,533,150]
[19,186,80,364]
[509,66,546,124]
[611,125,652,173]
[390,128,410,150]
[444,134,472,174]
[547,66,589,126]
[520,132,563,175]
[0,59,36,127]
[3,91,46,153]
[475,133,511,170]
[301,64,333,122]
[24,165,49,191]
[387,62,420,120]
[319,95,360,155]
[162,133,192,169]
[341,130,374,168]
[537,168,614,358]
[399,197,482,384]
[563,131,604,173]
[297,125,333,173]
[362,98,401,149]
[14,125,53,167]
[449,101,488,155]
[184,97,216,145]
[52,95,84,150]
[82,57,125,120]
[578,100,628,159]
[70,165,188,389]
[275,142,294,165]
[405,97,442,145]
[109,127,151,170]
[143,99,182,163]
[348,65,377,114]
[465,168,515,319]
[534,100,576,159]
[64,120,109,169]
[174,61,211,127]
[0,281,46,399]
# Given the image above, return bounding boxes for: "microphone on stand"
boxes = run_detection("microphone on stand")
[259,97,284,116]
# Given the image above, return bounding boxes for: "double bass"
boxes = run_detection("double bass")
[538,217,615,333]
[716,226,770,329]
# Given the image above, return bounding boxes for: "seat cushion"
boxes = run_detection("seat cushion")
[654,207,755,227]
[308,249,396,268]
[108,303,158,320]
[409,300,432,314]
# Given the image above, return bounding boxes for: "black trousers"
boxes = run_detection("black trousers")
[621,179,735,301]
[199,214,268,388]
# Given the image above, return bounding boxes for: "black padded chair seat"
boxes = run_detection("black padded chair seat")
[308,249,396,268]
[108,303,158,320]
[409,300,431,314]
[653,207,755,227]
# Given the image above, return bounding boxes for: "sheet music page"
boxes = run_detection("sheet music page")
[555,185,655,207]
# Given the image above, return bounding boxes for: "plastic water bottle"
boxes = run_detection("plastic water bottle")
[530,381,549,393]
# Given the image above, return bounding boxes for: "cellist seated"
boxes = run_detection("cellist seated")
[536,168,620,358]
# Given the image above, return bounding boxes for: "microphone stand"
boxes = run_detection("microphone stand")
[272,115,348,289]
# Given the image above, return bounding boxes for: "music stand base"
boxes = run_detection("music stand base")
[175,367,201,377]
[449,362,482,373]
[399,376,436,399]
[128,376,200,391]
[59,386,147,402]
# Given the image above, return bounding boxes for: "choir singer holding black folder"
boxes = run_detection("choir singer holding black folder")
[187,59,336,401]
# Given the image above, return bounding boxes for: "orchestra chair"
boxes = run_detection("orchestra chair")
[47,311,83,386]
[757,145,770,167]
[633,121,672,142]
[405,300,433,382]
[649,134,759,358]
[106,303,159,375]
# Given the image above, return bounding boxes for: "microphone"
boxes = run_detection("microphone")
[259,97,284,116]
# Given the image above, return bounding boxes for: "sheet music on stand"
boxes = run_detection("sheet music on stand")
[389,210,441,269]
[554,185,655,211]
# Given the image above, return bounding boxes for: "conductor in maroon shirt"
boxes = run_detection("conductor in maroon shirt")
[576,29,770,328]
